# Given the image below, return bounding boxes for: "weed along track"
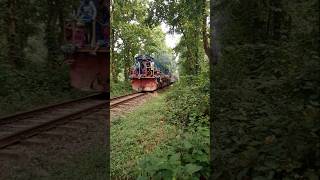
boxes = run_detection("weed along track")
[111,93,147,108]
[110,88,171,121]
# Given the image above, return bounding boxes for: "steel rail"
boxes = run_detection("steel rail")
[0,93,103,125]
[0,92,146,149]
[110,93,146,108]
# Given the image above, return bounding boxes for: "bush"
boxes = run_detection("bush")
[136,126,210,179]
[165,75,209,128]
[110,80,132,97]
[212,43,320,179]
[0,62,88,116]
[135,76,211,179]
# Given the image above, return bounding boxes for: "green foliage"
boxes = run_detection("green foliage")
[148,0,209,76]
[111,94,177,178]
[166,76,209,128]
[212,43,320,179]
[110,76,210,179]
[111,0,174,82]
[135,76,210,179]
[48,147,108,180]
[0,62,89,116]
[211,0,320,178]
[129,1,212,176]
[0,0,87,116]
[9,146,107,180]
[136,126,210,180]
[110,80,132,98]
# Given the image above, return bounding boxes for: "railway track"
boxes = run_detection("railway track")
[0,93,146,150]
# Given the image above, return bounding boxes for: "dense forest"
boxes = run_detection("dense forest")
[110,0,210,178]
[0,0,318,179]
[112,0,319,179]
[210,0,319,179]
[0,0,91,116]
[110,0,177,96]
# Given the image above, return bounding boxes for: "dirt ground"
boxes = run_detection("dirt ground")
[110,92,155,120]
[0,92,158,180]
[0,106,108,180]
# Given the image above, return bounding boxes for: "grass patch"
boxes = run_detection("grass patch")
[0,64,91,117]
[47,146,107,180]
[111,92,177,178]
[134,80,210,179]
[9,146,108,180]
[110,81,132,98]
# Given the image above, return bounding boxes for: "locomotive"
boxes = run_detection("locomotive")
[62,0,109,93]
[129,55,174,92]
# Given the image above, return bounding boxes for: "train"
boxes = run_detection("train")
[62,0,109,93]
[129,55,175,92]
[62,1,175,93]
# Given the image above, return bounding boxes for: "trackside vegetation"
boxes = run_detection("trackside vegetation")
[111,92,178,177]
[110,80,132,98]
[136,77,210,179]
[0,0,90,116]
[144,0,319,178]
[111,74,210,179]
[0,64,90,116]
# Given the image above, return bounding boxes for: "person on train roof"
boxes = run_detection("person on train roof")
[77,0,97,47]
[77,0,97,23]
[90,0,109,55]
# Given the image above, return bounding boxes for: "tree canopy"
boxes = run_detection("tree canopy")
[111,0,174,82]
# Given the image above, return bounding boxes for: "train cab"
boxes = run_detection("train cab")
[129,55,173,92]
[62,0,109,92]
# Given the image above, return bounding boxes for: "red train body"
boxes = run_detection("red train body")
[129,55,173,92]
[65,48,109,92]
[62,0,109,92]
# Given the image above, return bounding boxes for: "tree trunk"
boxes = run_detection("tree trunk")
[123,42,130,82]
[202,0,211,58]
[210,0,220,178]
[16,1,29,64]
[270,0,283,41]
[7,0,18,67]
[110,1,118,83]
[45,0,59,68]
[58,0,65,45]
[209,0,218,66]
